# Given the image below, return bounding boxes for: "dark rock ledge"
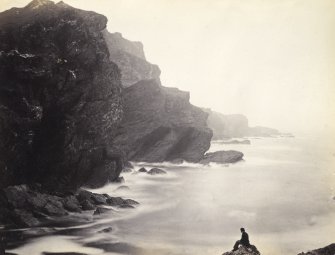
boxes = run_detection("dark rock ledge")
[0,185,139,228]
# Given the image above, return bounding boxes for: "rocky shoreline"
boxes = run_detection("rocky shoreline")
[0,1,321,255]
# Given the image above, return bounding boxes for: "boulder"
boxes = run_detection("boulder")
[147,168,167,175]
[138,167,148,173]
[97,227,113,233]
[222,245,260,255]
[200,151,244,164]
[106,197,139,208]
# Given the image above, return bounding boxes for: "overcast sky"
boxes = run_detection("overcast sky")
[1,0,334,136]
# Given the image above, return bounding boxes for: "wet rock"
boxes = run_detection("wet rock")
[80,200,95,211]
[76,190,107,205]
[124,199,140,206]
[106,197,139,208]
[93,207,111,215]
[97,227,113,233]
[63,196,82,213]
[12,210,40,227]
[147,168,167,175]
[200,150,244,164]
[297,243,335,255]
[114,177,125,183]
[222,245,260,255]
[138,167,148,173]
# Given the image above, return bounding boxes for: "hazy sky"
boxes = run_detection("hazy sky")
[1,0,334,135]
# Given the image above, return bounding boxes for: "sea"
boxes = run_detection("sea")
[7,136,335,255]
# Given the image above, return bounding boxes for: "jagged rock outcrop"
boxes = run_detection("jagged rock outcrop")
[113,79,212,162]
[297,244,335,255]
[103,33,213,162]
[0,0,123,190]
[103,31,161,87]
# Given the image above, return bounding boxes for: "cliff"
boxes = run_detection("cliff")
[206,110,249,139]
[114,79,212,162]
[0,0,123,190]
[205,109,280,139]
[103,30,161,87]
[105,32,213,162]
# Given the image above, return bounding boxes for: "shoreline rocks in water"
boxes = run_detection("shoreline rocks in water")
[200,150,244,164]
[147,168,167,175]
[0,185,139,228]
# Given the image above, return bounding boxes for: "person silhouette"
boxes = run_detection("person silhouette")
[233,228,250,251]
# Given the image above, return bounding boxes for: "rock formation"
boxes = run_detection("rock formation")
[205,109,281,139]
[206,110,249,139]
[222,245,260,255]
[297,243,335,255]
[104,32,213,162]
[103,30,161,87]
[0,184,138,228]
[0,0,123,190]
[200,150,244,164]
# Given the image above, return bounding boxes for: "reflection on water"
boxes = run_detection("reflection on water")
[7,137,335,255]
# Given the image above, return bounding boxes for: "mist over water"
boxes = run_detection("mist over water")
[9,137,335,255]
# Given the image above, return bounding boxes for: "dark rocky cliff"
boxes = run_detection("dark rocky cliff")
[0,0,123,190]
[114,79,212,162]
[105,32,213,162]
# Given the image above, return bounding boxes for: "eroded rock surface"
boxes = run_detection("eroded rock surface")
[0,0,123,191]
[0,184,138,228]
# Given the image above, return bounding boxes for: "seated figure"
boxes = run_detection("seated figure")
[233,228,250,251]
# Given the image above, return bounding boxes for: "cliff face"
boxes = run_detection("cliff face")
[104,32,212,162]
[114,79,212,162]
[0,0,123,190]
[206,110,280,139]
[103,30,161,88]
[206,110,249,139]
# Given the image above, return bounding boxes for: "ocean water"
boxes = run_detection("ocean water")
[8,137,335,255]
